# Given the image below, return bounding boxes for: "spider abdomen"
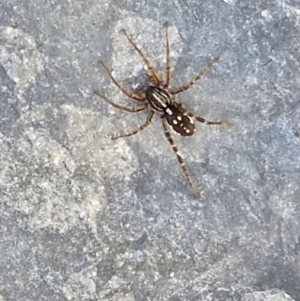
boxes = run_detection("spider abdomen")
[165,106,195,136]
[146,86,172,111]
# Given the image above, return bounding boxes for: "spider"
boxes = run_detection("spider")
[95,22,229,197]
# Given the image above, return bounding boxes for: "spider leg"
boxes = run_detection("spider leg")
[100,61,146,101]
[94,90,147,113]
[161,116,200,197]
[164,22,171,88]
[172,58,219,95]
[121,29,161,85]
[187,111,231,127]
[112,111,154,140]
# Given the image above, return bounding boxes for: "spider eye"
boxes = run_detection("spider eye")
[165,107,195,136]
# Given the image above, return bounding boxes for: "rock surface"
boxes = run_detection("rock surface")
[0,1,299,300]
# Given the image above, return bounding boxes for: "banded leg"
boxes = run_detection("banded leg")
[187,112,231,127]
[161,117,199,197]
[100,61,145,101]
[95,90,147,113]
[172,58,219,95]
[164,22,171,88]
[121,29,160,84]
[112,111,154,140]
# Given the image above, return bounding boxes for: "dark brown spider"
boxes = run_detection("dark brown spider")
[95,22,230,197]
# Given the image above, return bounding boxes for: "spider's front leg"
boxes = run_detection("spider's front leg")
[164,21,171,88]
[100,61,146,102]
[94,90,147,113]
[171,58,219,95]
[121,29,161,85]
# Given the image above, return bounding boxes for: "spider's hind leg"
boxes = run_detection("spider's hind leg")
[112,111,154,140]
[161,116,200,197]
[187,111,231,127]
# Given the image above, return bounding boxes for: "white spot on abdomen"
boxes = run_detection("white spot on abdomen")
[166,108,173,115]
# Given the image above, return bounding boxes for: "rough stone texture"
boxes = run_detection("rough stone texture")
[0,1,299,301]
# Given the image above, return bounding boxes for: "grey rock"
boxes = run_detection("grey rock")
[0,1,300,300]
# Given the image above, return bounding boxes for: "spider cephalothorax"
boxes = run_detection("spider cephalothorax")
[95,23,229,197]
